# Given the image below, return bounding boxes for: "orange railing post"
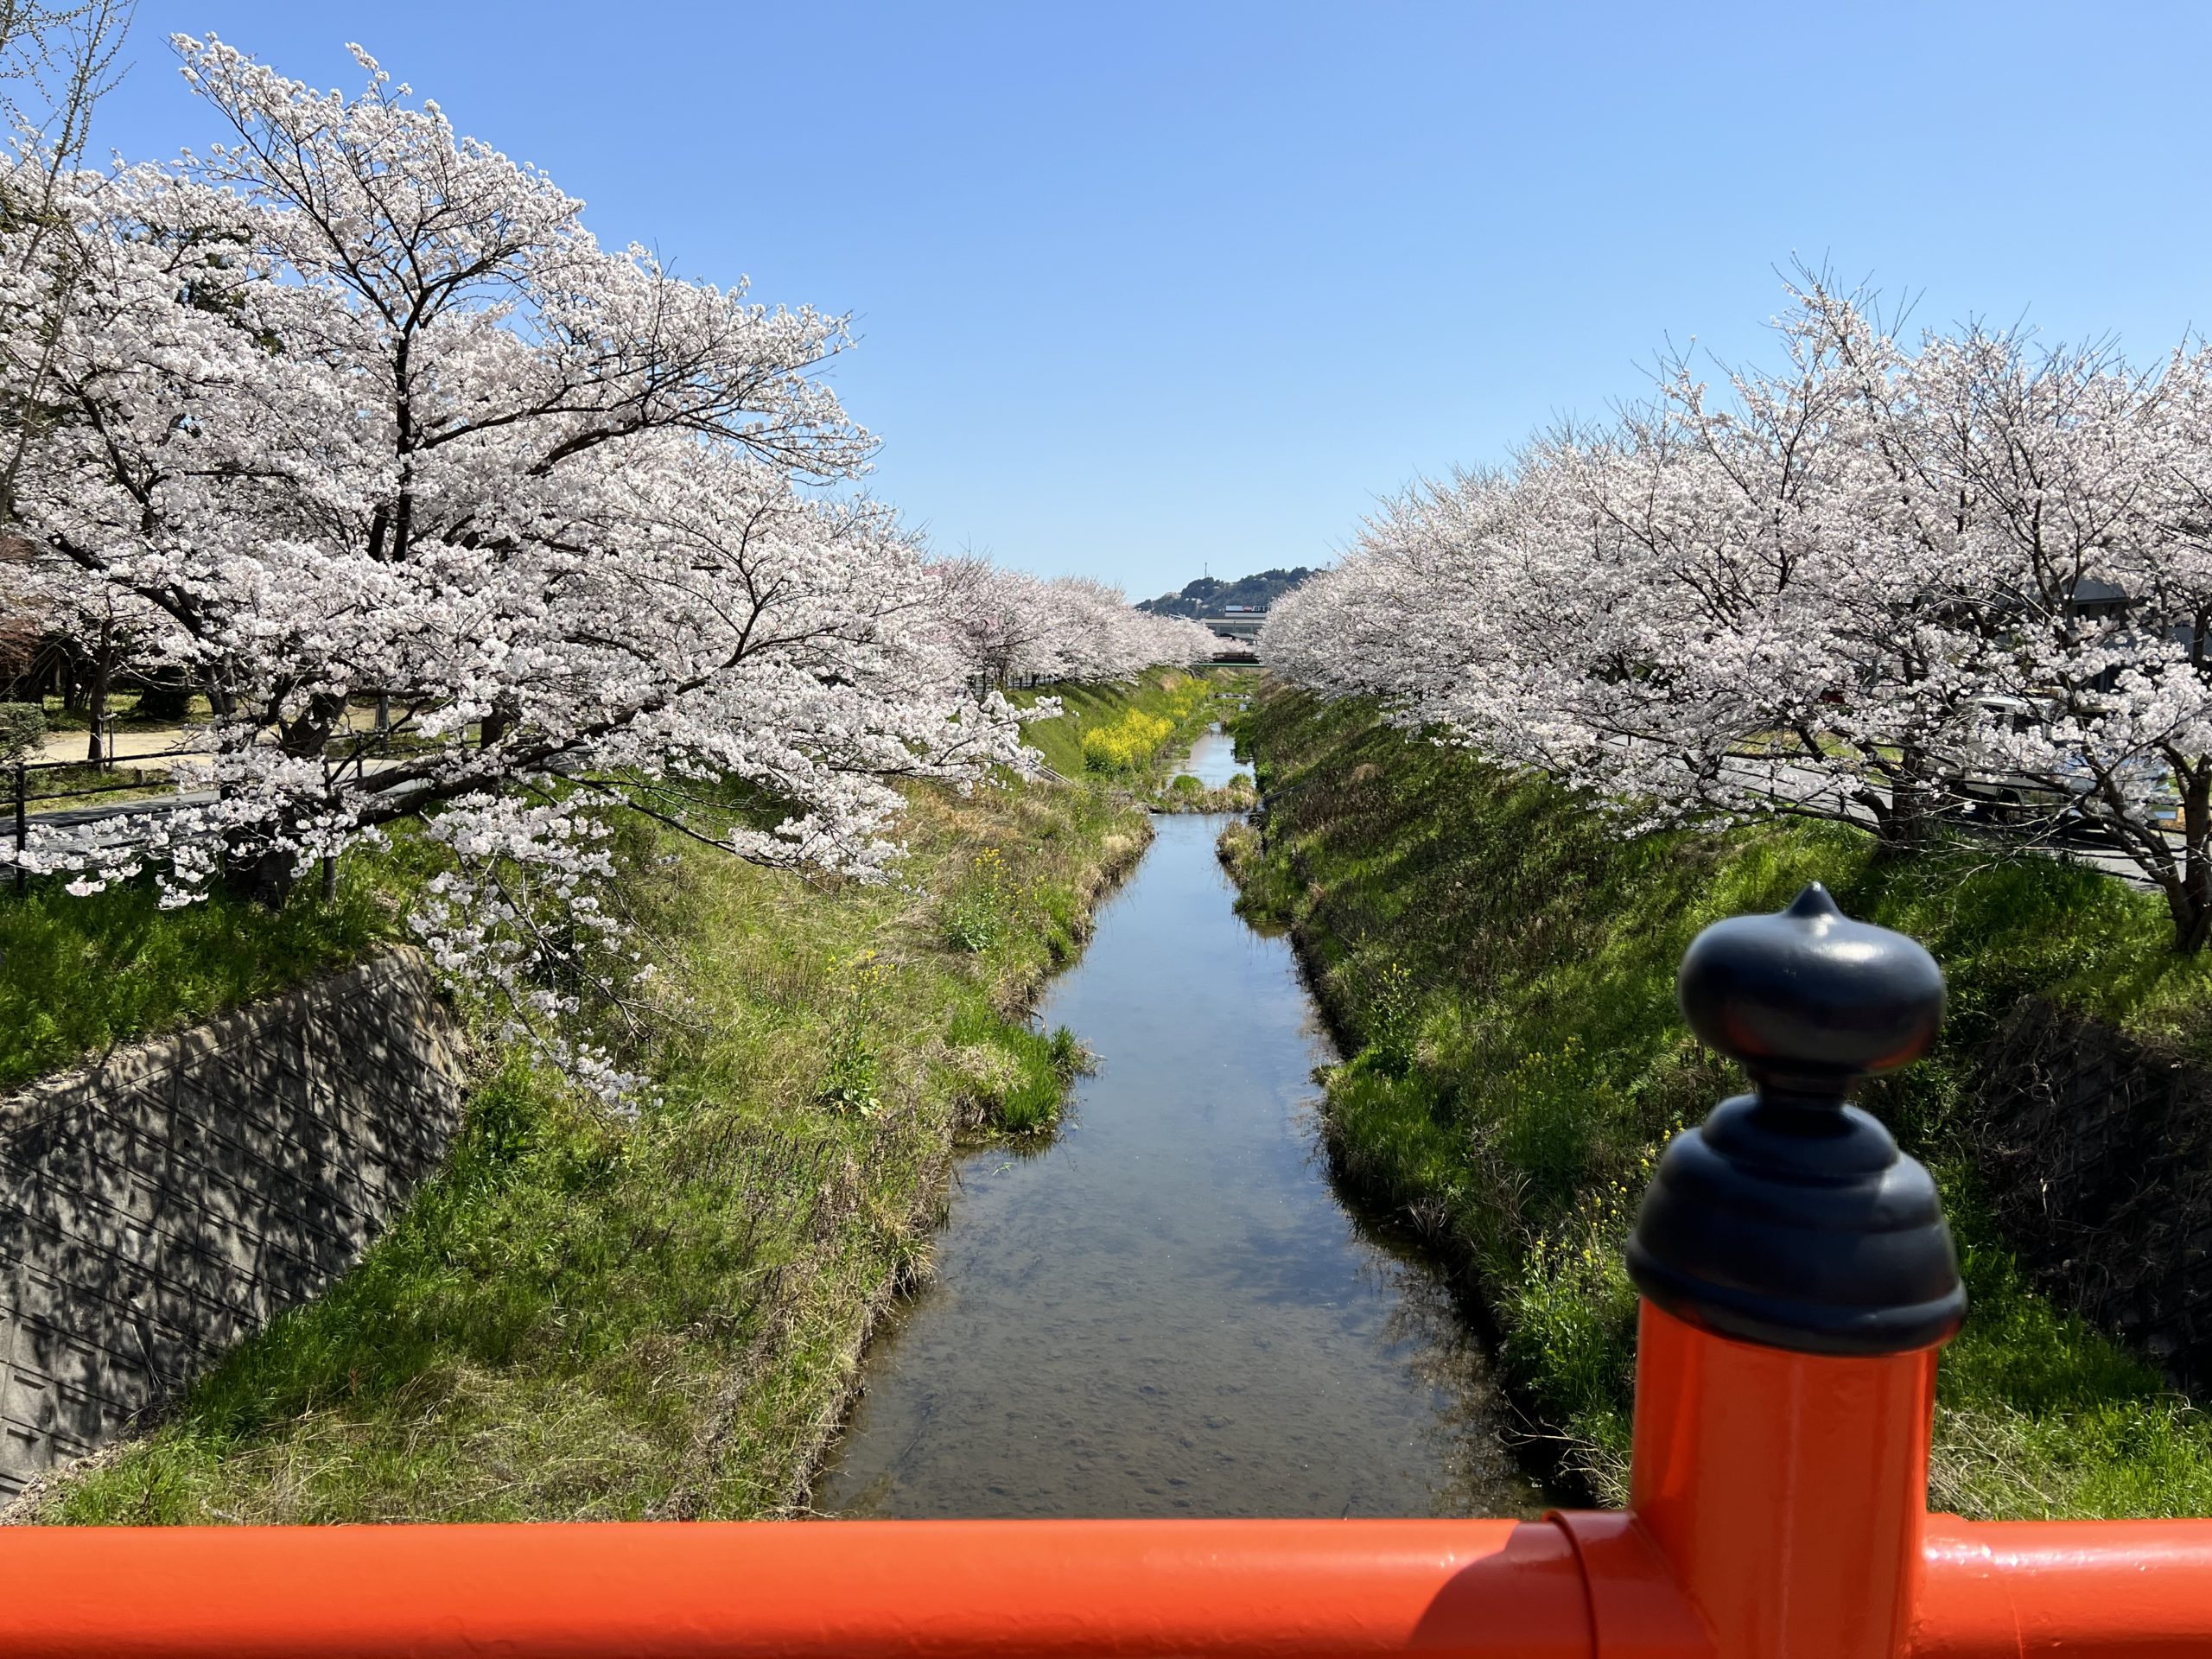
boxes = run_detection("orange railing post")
[1621,1303,1941,1658]
[1554,882,1964,1659]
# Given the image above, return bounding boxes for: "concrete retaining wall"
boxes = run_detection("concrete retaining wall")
[0,951,465,1496]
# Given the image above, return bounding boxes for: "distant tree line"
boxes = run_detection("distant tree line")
[1137,568,1314,620]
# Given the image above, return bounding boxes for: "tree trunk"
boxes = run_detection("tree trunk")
[1873,745,1935,855]
[84,618,110,765]
[217,692,345,908]
[223,844,296,907]
[1872,791,1926,855]
[2171,783,2212,955]
[2169,883,2212,955]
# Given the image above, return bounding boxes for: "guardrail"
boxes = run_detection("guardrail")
[7,883,2210,1657]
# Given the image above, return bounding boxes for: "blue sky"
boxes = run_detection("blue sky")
[89,3,2212,599]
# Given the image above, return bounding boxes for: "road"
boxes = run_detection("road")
[1718,751,2167,892]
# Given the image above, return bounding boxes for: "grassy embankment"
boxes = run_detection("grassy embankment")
[10,689,1169,1523]
[1008,664,1249,791]
[0,876,394,1091]
[1007,664,1255,810]
[1224,684,2212,1519]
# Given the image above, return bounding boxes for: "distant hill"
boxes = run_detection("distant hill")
[1136,567,1314,620]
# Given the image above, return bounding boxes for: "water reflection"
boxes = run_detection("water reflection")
[1181,725,1246,789]
[813,807,1538,1518]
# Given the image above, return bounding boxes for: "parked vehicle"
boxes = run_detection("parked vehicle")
[1947,696,2180,837]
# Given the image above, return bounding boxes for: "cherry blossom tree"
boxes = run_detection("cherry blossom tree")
[0,33,1224,1077]
[0,36,1040,1084]
[1900,323,2212,945]
[929,556,1055,693]
[928,556,1216,691]
[0,1,137,702]
[1265,279,2212,951]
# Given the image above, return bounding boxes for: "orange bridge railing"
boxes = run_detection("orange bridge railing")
[9,883,2212,1659]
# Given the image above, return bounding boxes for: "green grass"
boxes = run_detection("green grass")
[19,762,1151,1523]
[1013,665,1250,781]
[944,1003,1090,1135]
[1230,684,2212,1517]
[15,760,182,810]
[0,867,405,1090]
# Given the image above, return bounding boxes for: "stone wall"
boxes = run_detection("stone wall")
[1974,995,2212,1392]
[0,951,465,1497]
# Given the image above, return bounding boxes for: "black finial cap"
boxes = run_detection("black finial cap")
[1625,883,1966,1356]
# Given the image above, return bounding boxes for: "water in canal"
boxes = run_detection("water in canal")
[1180,724,1247,788]
[814,763,1539,1518]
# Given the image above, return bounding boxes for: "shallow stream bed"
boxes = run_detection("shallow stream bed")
[1181,724,1246,787]
[815,786,1537,1517]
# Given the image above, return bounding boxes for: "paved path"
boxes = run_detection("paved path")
[31,727,199,766]
[32,706,398,766]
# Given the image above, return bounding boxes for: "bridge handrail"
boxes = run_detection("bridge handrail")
[5,882,2209,1659]
[8,1514,2210,1657]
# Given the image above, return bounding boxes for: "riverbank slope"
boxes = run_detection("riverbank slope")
[15,697,1167,1522]
[1228,684,2212,1518]
[1011,664,1251,789]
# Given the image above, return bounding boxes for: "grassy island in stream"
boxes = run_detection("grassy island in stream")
[13,702,1160,1524]
[1227,683,2212,1520]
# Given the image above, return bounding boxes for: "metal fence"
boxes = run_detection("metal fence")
[7,747,223,892]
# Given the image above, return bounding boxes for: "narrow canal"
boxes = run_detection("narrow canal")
[1181,723,1246,787]
[815,738,1539,1519]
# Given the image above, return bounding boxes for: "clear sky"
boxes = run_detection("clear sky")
[86,2,2212,599]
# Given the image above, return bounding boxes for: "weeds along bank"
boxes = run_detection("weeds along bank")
[1160,772,1260,815]
[1010,664,1247,782]
[12,761,1149,1524]
[1013,664,1257,812]
[1227,684,2212,1520]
